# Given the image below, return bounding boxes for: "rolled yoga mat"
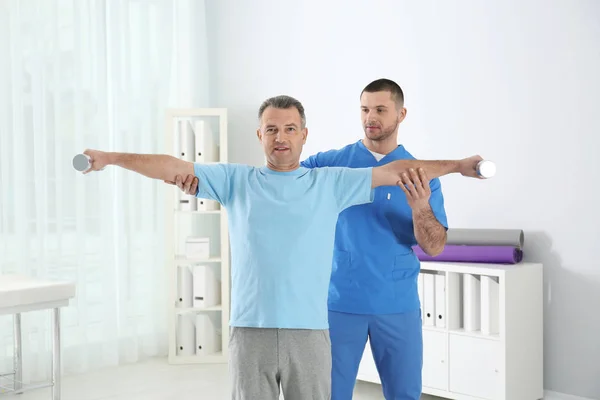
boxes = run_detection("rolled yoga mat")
[412,245,523,264]
[446,228,524,249]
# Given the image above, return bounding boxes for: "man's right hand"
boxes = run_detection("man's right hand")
[459,155,484,178]
[83,149,111,173]
[166,174,198,195]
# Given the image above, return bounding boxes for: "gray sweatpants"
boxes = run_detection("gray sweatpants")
[229,327,332,400]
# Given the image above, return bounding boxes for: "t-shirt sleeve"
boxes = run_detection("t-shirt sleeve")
[332,167,375,212]
[300,154,319,169]
[193,163,236,206]
[429,177,448,229]
[301,149,339,168]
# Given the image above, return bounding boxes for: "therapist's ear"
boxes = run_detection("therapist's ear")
[397,107,407,124]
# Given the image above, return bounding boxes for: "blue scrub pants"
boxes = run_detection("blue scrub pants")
[328,309,423,400]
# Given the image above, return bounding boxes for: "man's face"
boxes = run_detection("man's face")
[257,106,308,169]
[360,91,406,141]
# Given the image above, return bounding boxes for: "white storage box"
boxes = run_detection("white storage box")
[185,237,210,259]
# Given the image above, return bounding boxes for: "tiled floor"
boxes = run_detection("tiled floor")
[6,358,441,399]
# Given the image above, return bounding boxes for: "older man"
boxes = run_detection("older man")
[85,94,482,400]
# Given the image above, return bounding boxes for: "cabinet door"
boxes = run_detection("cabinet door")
[449,335,502,399]
[422,330,448,390]
[357,338,380,383]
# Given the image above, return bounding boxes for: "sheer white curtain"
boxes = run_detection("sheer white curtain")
[0,0,209,383]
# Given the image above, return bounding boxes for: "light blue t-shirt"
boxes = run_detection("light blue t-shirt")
[193,163,374,329]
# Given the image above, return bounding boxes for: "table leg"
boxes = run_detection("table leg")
[13,313,23,391]
[51,308,61,400]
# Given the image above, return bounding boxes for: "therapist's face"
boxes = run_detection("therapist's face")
[257,106,308,171]
[360,90,406,141]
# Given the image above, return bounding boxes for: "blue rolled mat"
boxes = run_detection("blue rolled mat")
[412,244,523,264]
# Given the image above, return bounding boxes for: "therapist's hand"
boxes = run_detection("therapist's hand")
[397,168,431,211]
[165,174,198,196]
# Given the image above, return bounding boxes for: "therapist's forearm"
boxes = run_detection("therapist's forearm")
[413,206,447,256]
[108,153,193,182]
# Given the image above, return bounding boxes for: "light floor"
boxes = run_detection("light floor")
[5,358,441,400]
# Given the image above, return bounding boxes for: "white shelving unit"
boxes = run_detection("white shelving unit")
[357,261,544,400]
[164,108,230,365]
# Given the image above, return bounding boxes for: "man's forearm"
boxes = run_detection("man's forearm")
[390,160,460,180]
[373,159,462,187]
[413,206,447,256]
[108,153,194,182]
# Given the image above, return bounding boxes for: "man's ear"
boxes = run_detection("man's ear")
[256,128,262,142]
[302,127,308,144]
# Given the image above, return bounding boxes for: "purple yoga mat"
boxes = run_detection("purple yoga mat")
[412,245,523,264]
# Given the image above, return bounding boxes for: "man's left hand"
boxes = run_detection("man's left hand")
[397,168,431,211]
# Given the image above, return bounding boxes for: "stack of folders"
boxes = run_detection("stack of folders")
[417,271,500,336]
[415,228,524,335]
[176,312,222,357]
[176,265,222,356]
[174,119,220,211]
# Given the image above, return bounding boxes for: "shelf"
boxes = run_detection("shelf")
[166,107,230,366]
[449,328,501,341]
[423,325,447,333]
[169,351,226,365]
[175,256,222,264]
[175,210,221,215]
[176,305,222,314]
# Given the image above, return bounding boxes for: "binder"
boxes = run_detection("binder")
[423,273,435,326]
[195,313,221,355]
[176,313,196,356]
[177,265,193,308]
[418,273,424,321]
[481,275,499,335]
[435,274,446,328]
[193,120,218,163]
[447,272,462,330]
[178,120,197,211]
[463,274,481,331]
[192,265,221,308]
[194,121,220,211]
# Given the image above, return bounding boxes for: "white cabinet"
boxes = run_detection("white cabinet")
[449,335,502,399]
[423,330,447,391]
[357,261,544,400]
[164,108,230,365]
[359,339,379,382]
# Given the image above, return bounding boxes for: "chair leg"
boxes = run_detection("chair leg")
[13,313,22,391]
[51,308,61,400]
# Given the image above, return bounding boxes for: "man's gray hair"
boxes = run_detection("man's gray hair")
[258,95,306,128]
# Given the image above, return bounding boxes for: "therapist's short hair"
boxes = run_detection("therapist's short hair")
[258,95,306,129]
[361,78,404,109]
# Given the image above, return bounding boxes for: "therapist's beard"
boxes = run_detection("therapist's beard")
[365,121,399,141]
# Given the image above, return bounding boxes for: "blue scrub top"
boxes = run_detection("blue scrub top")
[301,140,448,315]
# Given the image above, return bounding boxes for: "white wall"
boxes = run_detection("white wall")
[205,1,600,398]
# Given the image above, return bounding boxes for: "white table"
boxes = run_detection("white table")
[0,275,76,399]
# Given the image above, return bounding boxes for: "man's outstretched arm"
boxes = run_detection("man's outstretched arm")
[371,155,483,188]
[82,149,194,182]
